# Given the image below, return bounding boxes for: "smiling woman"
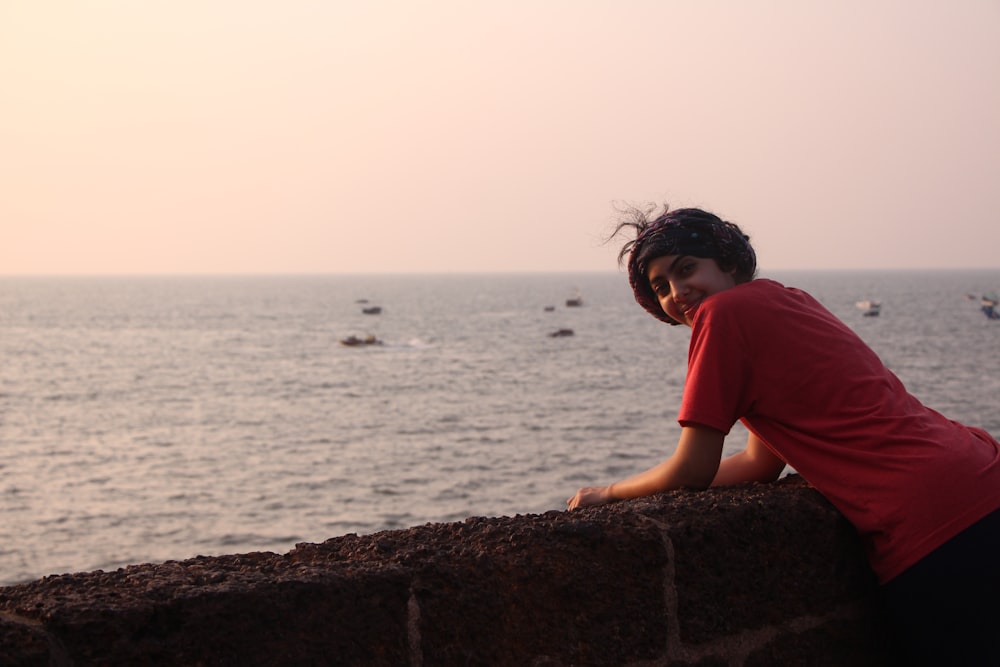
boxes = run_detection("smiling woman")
[567,204,1000,665]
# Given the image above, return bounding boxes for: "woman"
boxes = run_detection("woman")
[567,205,1000,665]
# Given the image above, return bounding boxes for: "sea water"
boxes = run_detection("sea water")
[1,270,998,586]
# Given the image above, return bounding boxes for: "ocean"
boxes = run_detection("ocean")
[1,270,998,587]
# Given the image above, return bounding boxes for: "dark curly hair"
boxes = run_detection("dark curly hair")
[611,204,757,325]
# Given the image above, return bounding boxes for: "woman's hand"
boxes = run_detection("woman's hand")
[567,485,614,510]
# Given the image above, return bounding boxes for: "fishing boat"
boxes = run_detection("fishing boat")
[565,291,583,307]
[982,292,999,320]
[548,328,574,338]
[362,306,382,315]
[855,300,881,317]
[340,334,383,347]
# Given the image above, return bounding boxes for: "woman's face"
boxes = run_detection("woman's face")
[646,254,737,326]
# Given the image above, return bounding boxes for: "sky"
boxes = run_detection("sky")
[2,1,999,275]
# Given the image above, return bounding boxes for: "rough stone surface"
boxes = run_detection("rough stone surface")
[0,476,898,665]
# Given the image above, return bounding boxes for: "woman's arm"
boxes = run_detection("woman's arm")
[710,431,786,487]
[567,425,725,510]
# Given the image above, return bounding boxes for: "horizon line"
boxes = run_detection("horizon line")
[2,267,999,278]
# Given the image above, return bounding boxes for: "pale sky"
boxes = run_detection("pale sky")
[3,1,999,274]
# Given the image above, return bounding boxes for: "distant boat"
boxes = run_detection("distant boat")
[548,328,574,337]
[543,305,556,312]
[340,334,383,347]
[982,292,999,320]
[565,291,583,307]
[362,306,382,315]
[855,300,881,317]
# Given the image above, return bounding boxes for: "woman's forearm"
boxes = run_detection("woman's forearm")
[608,453,716,499]
[567,425,725,510]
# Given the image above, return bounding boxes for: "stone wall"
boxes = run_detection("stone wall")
[0,476,898,666]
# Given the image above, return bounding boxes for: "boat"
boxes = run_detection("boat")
[855,300,881,317]
[982,292,1000,320]
[565,291,583,307]
[548,328,574,337]
[543,305,556,312]
[362,306,382,315]
[340,334,383,347]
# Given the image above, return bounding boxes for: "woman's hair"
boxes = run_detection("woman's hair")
[610,204,757,325]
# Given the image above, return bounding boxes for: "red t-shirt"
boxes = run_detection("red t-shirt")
[678,279,1000,583]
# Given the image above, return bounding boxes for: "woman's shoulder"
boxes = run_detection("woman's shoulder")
[743,277,787,291]
[705,278,823,322]
[713,278,788,306]
[730,277,813,299]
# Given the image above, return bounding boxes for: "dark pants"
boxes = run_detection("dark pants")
[882,507,1000,666]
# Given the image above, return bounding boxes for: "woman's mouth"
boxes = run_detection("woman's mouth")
[677,297,701,318]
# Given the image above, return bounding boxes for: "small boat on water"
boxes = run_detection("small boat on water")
[855,300,881,317]
[982,292,999,320]
[565,291,583,307]
[340,334,383,347]
[549,328,574,338]
[362,306,382,315]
